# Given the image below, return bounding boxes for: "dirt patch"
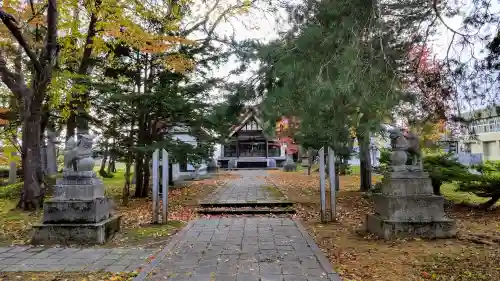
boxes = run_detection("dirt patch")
[266,171,500,281]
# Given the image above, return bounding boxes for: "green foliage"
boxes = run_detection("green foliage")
[423,153,470,183]
[0,183,23,200]
[457,162,500,200]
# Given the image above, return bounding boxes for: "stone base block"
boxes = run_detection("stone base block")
[62,170,97,178]
[381,174,433,195]
[42,197,112,223]
[31,215,121,245]
[365,214,456,240]
[283,162,296,172]
[373,194,446,222]
[53,182,104,200]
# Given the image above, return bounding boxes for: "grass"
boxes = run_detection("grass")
[266,171,500,281]
[263,185,286,199]
[117,220,185,247]
[441,183,493,205]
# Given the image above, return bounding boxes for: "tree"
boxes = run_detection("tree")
[225,0,429,194]
[0,0,58,210]
[457,161,500,209]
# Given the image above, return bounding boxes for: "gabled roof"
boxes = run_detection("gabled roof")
[228,108,265,137]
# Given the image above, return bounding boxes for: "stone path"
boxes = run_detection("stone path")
[135,170,340,281]
[0,246,154,272]
[139,217,340,281]
[202,170,286,204]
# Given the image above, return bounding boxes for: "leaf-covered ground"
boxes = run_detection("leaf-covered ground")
[0,171,232,247]
[266,170,500,281]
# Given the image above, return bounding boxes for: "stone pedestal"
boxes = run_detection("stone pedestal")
[365,170,456,239]
[283,156,296,172]
[32,171,121,245]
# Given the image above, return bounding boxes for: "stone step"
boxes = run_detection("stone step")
[198,200,294,208]
[197,207,296,215]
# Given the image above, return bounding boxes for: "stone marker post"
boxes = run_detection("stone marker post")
[32,134,121,245]
[161,149,169,224]
[365,127,456,239]
[328,147,336,221]
[152,149,160,224]
[46,129,60,176]
[318,147,327,223]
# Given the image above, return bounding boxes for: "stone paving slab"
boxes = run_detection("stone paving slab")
[0,246,156,272]
[137,217,341,281]
[202,170,286,204]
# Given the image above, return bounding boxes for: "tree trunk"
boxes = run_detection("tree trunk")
[18,114,44,210]
[431,177,442,195]
[99,144,108,177]
[357,128,372,192]
[479,196,499,210]
[339,157,348,175]
[141,155,150,198]
[307,148,314,175]
[110,157,116,173]
[134,156,144,197]
[123,119,135,206]
[8,151,17,184]
[335,161,340,191]
[123,157,132,206]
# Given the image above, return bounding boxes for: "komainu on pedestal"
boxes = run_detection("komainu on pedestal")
[32,134,121,245]
[365,127,456,239]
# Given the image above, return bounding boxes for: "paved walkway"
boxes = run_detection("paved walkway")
[136,171,340,281]
[0,246,154,272]
[139,217,339,281]
[202,170,286,204]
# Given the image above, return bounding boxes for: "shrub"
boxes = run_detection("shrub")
[457,162,500,209]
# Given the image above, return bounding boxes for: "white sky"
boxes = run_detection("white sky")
[203,0,500,112]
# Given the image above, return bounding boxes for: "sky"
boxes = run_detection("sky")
[199,0,500,113]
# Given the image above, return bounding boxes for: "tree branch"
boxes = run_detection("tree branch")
[78,0,101,74]
[0,9,43,73]
[181,0,221,37]
[432,0,473,39]
[0,53,27,99]
[43,0,58,67]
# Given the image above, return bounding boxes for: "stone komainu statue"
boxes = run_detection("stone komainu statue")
[404,130,422,168]
[63,134,95,172]
[388,127,423,170]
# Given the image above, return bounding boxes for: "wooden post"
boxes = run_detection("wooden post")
[265,140,269,158]
[328,147,336,221]
[319,147,327,223]
[152,149,159,224]
[236,140,239,158]
[161,149,169,224]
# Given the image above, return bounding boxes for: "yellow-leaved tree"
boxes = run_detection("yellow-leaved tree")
[0,0,58,210]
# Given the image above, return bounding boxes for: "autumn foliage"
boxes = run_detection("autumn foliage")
[407,45,454,122]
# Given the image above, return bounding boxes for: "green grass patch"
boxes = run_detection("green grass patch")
[441,183,492,205]
[349,165,360,175]
[263,185,285,199]
[97,168,130,198]
[0,182,22,200]
[122,220,184,242]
